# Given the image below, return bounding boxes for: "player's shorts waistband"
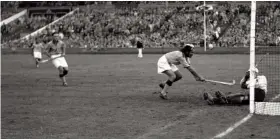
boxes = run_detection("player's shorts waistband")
[51,54,62,59]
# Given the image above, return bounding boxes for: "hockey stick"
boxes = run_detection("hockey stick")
[206,79,236,86]
[40,55,64,63]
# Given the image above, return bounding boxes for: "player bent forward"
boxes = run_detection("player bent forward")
[204,68,267,105]
[45,33,69,86]
[157,44,205,100]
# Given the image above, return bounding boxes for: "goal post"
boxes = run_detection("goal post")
[250,1,280,116]
[249,0,256,114]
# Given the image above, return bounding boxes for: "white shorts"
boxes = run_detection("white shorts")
[51,54,68,68]
[157,55,178,74]
[33,52,42,59]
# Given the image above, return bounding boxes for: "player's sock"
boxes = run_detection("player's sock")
[60,76,67,86]
[161,84,169,95]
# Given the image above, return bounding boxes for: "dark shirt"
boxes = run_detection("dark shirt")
[136,41,143,48]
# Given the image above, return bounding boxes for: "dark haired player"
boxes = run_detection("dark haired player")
[157,44,205,99]
[45,33,69,86]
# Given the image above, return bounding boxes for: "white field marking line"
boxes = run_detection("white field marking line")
[210,114,253,139]
[211,93,280,139]
[137,109,205,139]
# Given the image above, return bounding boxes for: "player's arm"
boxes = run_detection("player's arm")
[240,71,250,89]
[178,57,205,82]
[186,66,205,82]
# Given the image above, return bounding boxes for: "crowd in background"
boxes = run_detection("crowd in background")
[1,1,279,50]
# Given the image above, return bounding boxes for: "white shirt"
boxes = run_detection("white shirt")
[240,75,268,94]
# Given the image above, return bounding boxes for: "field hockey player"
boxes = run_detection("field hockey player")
[157,43,205,100]
[204,67,267,105]
[31,38,44,68]
[45,33,69,86]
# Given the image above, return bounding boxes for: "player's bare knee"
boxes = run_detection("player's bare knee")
[173,71,182,81]
[169,74,176,82]
[175,74,182,81]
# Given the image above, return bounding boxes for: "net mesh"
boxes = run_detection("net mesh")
[254,2,280,115]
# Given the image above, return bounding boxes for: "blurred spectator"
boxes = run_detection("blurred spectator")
[2,1,279,49]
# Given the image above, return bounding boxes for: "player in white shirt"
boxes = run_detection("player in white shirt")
[157,44,205,100]
[31,38,44,68]
[45,33,69,86]
[204,68,267,105]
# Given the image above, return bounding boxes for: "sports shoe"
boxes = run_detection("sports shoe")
[159,93,168,100]
[215,91,228,104]
[203,92,215,105]
[63,82,68,86]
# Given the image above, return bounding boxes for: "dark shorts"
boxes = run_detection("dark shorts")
[254,88,266,102]
[242,88,265,104]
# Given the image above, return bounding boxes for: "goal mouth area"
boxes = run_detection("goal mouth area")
[255,102,280,116]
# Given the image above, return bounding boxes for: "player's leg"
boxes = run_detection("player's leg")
[160,70,176,99]
[59,57,69,86]
[204,91,230,105]
[52,56,69,86]
[34,52,42,68]
[35,58,40,68]
[217,92,249,105]
[138,48,143,58]
[226,88,265,105]
[203,92,219,105]
[159,70,182,88]
[173,70,183,82]
[159,70,182,89]
[58,66,68,86]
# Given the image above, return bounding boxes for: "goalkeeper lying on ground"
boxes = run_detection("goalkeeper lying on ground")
[203,68,267,105]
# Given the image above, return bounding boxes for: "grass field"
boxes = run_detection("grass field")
[2,54,280,139]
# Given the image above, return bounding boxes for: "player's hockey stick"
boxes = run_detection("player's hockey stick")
[206,79,236,86]
[40,55,64,63]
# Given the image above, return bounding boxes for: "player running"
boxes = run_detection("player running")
[157,44,205,100]
[203,68,267,105]
[45,33,69,86]
[31,38,44,68]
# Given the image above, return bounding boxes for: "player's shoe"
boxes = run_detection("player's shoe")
[203,92,215,105]
[159,92,168,100]
[215,91,228,104]
[63,82,68,86]
[36,64,39,68]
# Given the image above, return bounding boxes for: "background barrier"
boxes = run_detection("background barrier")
[2,47,279,55]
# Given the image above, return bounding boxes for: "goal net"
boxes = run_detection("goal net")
[250,1,280,116]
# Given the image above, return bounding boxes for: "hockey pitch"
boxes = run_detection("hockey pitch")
[2,54,279,139]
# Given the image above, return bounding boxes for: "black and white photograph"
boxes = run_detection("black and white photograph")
[1,0,280,139]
